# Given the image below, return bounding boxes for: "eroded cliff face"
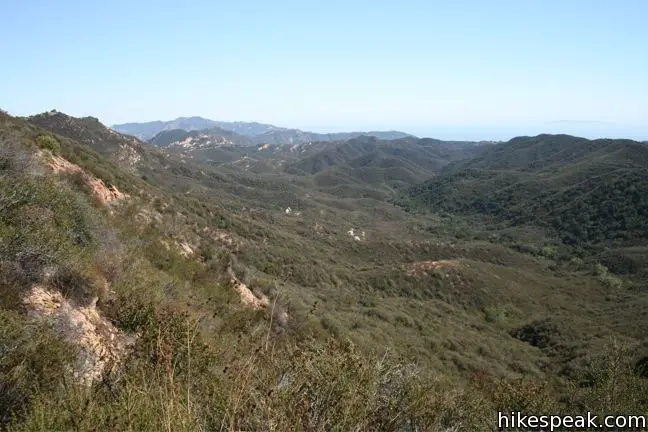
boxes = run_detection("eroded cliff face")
[43,152,128,205]
[22,285,137,385]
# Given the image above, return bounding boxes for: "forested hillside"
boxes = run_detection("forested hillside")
[405,135,648,245]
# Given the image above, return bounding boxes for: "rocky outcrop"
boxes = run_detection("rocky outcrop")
[22,285,137,385]
[43,153,128,205]
[226,267,269,310]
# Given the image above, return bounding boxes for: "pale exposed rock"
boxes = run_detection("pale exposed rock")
[168,135,233,150]
[225,269,289,323]
[347,228,364,241]
[214,231,234,246]
[43,153,129,206]
[178,241,194,258]
[135,208,152,223]
[284,207,301,216]
[86,177,126,205]
[116,143,141,171]
[46,153,82,174]
[23,285,137,385]
[226,268,269,310]
[403,260,460,278]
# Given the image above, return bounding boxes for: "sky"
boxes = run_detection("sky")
[2,0,647,140]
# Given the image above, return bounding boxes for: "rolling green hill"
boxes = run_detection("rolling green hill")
[405,134,648,244]
[285,136,478,175]
[282,136,482,198]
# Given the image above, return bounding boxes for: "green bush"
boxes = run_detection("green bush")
[51,265,104,306]
[35,135,60,154]
[0,310,75,428]
[573,341,648,415]
[540,245,558,259]
[483,307,498,323]
[593,263,623,289]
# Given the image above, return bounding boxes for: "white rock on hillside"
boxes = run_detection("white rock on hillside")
[23,285,137,385]
[347,228,365,241]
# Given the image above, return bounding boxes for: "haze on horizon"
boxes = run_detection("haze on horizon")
[2,0,647,141]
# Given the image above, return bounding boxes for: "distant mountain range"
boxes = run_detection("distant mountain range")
[111,117,278,140]
[111,117,415,146]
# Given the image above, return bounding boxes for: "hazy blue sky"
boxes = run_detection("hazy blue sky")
[2,0,647,140]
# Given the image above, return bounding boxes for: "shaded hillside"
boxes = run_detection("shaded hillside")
[286,136,478,175]
[451,134,648,170]
[282,136,482,198]
[251,129,414,145]
[405,134,648,245]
